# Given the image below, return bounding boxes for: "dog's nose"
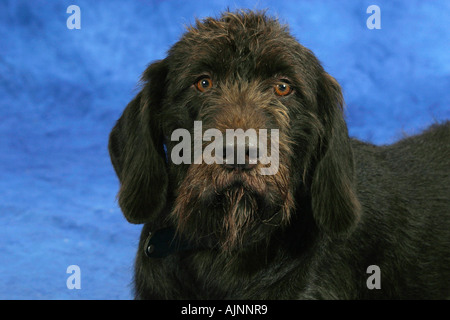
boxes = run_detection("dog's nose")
[223,139,258,171]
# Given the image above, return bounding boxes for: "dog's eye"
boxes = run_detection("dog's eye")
[195,77,213,92]
[274,83,293,96]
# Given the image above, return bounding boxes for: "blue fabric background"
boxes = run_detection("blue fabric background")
[0,0,448,299]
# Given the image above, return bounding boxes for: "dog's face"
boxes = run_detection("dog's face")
[109,11,361,252]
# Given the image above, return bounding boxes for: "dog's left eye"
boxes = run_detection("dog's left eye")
[195,77,213,92]
[274,82,293,96]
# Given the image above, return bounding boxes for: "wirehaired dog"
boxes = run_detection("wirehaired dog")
[109,10,450,299]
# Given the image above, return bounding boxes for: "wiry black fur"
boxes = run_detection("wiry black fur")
[109,10,450,299]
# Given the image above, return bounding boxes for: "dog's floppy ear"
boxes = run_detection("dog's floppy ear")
[109,60,168,224]
[310,73,361,235]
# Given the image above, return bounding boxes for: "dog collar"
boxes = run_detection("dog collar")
[144,227,197,258]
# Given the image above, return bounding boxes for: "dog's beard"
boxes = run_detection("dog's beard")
[170,162,294,253]
[220,186,261,250]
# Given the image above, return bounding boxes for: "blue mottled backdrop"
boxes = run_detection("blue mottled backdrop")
[0,0,448,299]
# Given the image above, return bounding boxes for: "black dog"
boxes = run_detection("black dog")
[109,10,450,299]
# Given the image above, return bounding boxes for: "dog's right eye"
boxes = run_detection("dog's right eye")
[194,77,213,92]
[274,82,293,97]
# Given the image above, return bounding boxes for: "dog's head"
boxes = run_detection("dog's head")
[109,10,361,252]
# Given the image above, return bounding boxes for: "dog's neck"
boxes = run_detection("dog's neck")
[143,215,315,260]
[144,190,316,259]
